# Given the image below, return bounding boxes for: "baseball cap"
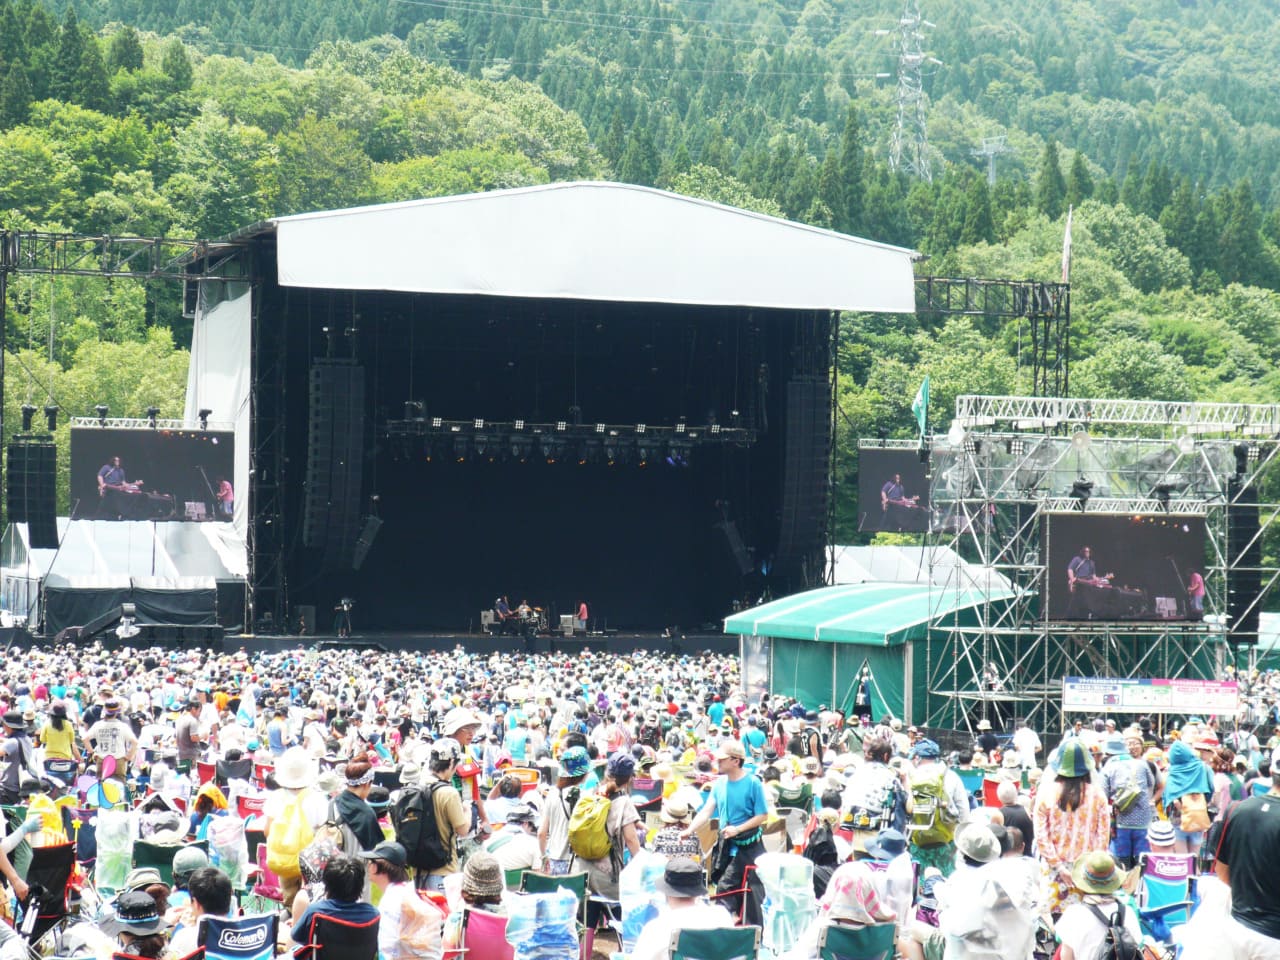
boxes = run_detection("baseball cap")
[715,739,746,761]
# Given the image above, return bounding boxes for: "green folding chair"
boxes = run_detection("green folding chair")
[519,871,589,958]
[668,925,761,960]
[817,921,896,960]
[504,867,525,890]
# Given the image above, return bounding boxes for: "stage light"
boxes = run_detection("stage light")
[198,408,211,430]
[675,419,687,435]
[432,417,443,428]
[666,440,691,468]
[636,424,646,434]
[510,436,533,462]
[540,435,565,464]
[556,421,567,432]
[146,406,160,428]
[595,423,605,434]
[1176,434,1195,455]
[1071,429,1091,452]
[947,421,965,447]
[1070,477,1093,509]
[95,404,109,426]
[605,438,630,466]
[43,405,58,432]
[636,442,653,466]
[514,419,525,431]
[963,436,977,455]
[473,418,485,429]
[20,405,35,432]
[404,401,423,421]
[474,434,494,459]
[1008,438,1026,457]
[710,423,721,435]
[1250,444,1261,462]
[1153,482,1175,511]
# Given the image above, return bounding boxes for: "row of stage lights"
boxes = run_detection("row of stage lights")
[66,406,215,430]
[420,434,694,467]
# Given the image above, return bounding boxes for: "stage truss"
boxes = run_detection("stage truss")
[864,394,1280,733]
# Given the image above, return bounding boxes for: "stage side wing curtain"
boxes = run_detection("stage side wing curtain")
[273,182,917,314]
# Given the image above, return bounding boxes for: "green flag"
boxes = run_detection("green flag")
[911,375,929,436]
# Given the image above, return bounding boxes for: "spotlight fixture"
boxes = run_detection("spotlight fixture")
[595,423,605,434]
[1008,438,1026,457]
[1071,429,1091,452]
[1070,477,1093,510]
[710,424,721,435]
[404,401,423,421]
[198,408,211,430]
[95,404,109,426]
[432,417,443,428]
[43,405,58,432]
[556,421,567,432]
[513,419,525,431]
[453,435,470,462]
[146,406,160,428]
[1175,434,1196,455]
[473,418,485,430]
[540,435,565,464]
[675,419,687,435]
[636,424,647,434]
[20,405,35,432]
[510,436,533,462]
[963,436,978,456]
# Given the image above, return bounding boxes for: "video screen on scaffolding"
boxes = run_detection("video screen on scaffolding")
[70,427,235,522]
[1043,513,1208,621]
[858,447,930,533]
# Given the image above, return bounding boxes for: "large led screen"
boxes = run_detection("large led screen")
[1043,513,1207,622]
[858,448,930,533]
[70,428,235,521]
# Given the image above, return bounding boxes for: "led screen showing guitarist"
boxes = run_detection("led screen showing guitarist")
[95,454,173,519]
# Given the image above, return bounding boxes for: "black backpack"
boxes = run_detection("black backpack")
[1085,901,1142,960]
[391,782,452,871]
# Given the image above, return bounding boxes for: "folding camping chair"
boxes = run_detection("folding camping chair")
[199,912,280,960]
[452,908,515,960]
[668,926,761,960]
[293,912,379,960]
[818,921,897,960]
[1136,853,1196,945]
[520,871,590,959]
[132,839,187,886]
[20,841,77,951]
[216,759,254,788]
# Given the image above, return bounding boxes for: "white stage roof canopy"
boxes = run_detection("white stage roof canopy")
[272,182,918,313]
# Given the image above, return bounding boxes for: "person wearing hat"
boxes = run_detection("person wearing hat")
[103,889,171,958]
[682,737,768,923]
[362,841,443,960]
[416,738,472,891]
[85,698,138,774]
[1100,729,1157,869]
[1161,739,1214,858]
[653,797,703,860]
[263,746,328,910]
[483,803,541,872]
[440,708,490,841]
[1054,851,1141,960]
[575,752,644,918]
[0,711,36,805]
[975,717,999,755]
[538,745,590,875]
[630,857,735,960]
[1033,740,1110,914]
[36,701,80,786]
[457,849,506,912]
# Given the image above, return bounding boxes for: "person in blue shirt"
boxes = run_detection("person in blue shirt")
[290,855,379,946]
[708,697,725,728]
[681,738,768,924]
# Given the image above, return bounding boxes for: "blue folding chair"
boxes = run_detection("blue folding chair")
[199,913,280,960]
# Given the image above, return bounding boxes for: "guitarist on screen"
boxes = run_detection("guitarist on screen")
[97,455,144,518]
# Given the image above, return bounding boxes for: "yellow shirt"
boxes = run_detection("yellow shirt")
[39,721,77,760]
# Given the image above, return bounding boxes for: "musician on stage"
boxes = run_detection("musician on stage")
[97,455,143,518]
[1066,544,1114,617]
[1187,568,1206,618]
[215,477,234,517]
[879,473,920,530]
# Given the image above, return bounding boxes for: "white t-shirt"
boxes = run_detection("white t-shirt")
[483,828,541,873]
[1013,727,1041,768]
[1055,897,1142,960]
[632,900,736,960]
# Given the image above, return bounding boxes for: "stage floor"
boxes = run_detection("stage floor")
[218,629,736,656]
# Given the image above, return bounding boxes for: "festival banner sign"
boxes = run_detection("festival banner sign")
[1061,676,1238,716]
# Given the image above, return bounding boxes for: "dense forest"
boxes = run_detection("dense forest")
[3,0,1280,547]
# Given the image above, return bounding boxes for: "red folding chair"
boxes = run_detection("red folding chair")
[254,763,274,788]
[196,761,216,785]
[237,794,266,821]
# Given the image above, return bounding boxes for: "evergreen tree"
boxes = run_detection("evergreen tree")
[617,125,659,186]
[75,29,110,111]
[1035,141,1066,219]
[837,104,864,234]
[1065,150,1093,208]
[50,7,84,102]
[959,174,995,246]
[1159,176,1199,265]
[108,25,144,74]
[1138,160,1173,220]
[1218,180,1265,286]
[161,38,193,91]
[0,59,31,127]
[1118,164,1141,211]
[816,147,843,232]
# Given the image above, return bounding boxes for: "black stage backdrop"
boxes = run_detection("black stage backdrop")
[257,277,827,633]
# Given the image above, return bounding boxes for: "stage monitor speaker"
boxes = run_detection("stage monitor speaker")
[303,360,365,568]
[776,376,830,582]
[7,440,58,549]
[352,515,383,571]
[1227,477,1262,642]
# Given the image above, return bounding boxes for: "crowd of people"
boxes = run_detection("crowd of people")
[0,642,1272,959]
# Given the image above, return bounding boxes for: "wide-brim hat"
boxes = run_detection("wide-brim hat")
[1102,735,1128,756]
[659,798,692,824]
[864,828,908,861]
[655,857,706,898]
[1056,741,1094,778]
[955,823,1000,863]
[274,747,318,790]
[976,719,992,731]
[1071,851,1123,895]
[102,890,170,936]
[1,711,29,732]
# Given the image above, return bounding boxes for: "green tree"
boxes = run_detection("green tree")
[617,125,659,186]
[161,38,193,91]
[837,104,864,234]
[49,8,84,103]
[0,60,32,127]
[1071,335,1190,401]
[1035,140,1066,219]
[1066,150,1093,208]
[108,26,144,74]
[275,113,374,214]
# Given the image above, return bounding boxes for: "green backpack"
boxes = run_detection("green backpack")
[568,791,613,860]
[909,767,958,846]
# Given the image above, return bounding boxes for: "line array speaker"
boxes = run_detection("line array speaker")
[6,441,58,549]
[1227,476,1262,643]
[776,376,831,582]
[352,516,383,571]
[303,360,365,568]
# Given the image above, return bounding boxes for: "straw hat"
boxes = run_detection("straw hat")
[659,797,692,824]
[274,747,318,790]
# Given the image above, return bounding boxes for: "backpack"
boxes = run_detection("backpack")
[844,764,900,832]
[1112,764,1143,814]
[308,799,359,859]
[1178,792,1211,833]
[1084,901,1142,960]
[909,767,958,846]
[266,790,314,879]
[567,791,613,860]
[391,782,453,871]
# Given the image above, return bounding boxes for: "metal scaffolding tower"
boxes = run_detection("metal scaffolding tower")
[911,395,1280,733]
[887,0,937,182]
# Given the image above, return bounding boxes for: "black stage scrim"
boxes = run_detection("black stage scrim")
[70,428,235,521]
[1043,513,1207,622]
[858,447,930,533]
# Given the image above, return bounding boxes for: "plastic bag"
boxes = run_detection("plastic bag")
[94,810,135,892]
[618,848,665,948]
[755,852,817,957]
[208,815,249,889]
[505,888,579,960]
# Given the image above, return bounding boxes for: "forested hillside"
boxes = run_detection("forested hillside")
[4,0,1280,543]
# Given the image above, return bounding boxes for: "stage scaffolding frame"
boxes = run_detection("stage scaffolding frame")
[884,394,1280,733]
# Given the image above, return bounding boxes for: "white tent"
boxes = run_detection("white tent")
[827,544,1015,596]
[272,181,918,313]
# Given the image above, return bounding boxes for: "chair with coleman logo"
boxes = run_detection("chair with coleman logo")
[191,913,280,960]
